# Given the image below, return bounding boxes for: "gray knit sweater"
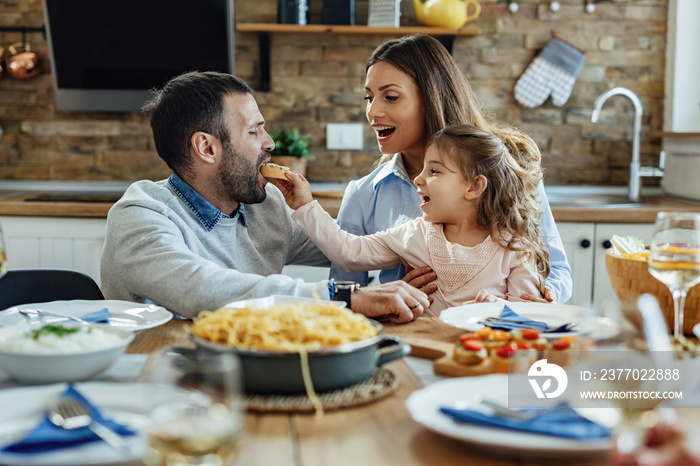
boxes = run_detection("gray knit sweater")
[100,174,330,318]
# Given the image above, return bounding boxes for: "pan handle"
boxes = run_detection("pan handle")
[377,336,410,366]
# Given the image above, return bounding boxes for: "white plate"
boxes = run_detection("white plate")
[0,300,173,332]
[694,323,700,340]
[406,375,611,458]
[0,382,184,466]
[439,302,619,340]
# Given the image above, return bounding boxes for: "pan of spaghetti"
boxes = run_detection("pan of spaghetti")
[189,296,409,395]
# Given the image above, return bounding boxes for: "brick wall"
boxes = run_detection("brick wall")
[0,0,667,185]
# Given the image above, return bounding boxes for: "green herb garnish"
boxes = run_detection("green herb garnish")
[31,325,82,340]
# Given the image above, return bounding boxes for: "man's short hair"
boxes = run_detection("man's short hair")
[142,71,253,174]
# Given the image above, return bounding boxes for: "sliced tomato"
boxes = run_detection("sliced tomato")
[552,339,571,350]
[496,342,519,358]
[519,328,541,340]
[460,339,485,352]
[458,332,479,344]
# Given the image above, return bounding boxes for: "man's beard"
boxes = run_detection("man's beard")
[218,139,268,206]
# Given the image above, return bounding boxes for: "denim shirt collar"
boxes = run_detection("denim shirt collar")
[372,153,413,189]
[168,172,247,231]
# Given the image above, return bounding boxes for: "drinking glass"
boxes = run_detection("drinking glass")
[648,212,700,338]
[0,220,8,279]
[572,296,696,462]
[139,347,244,466]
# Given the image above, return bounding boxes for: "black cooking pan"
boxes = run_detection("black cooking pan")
[190,321,409,394]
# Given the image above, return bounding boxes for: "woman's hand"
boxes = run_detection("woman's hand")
[402,263,438,298]
[277,172,313,210]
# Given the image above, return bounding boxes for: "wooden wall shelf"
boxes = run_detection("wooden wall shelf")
[236,23,480,91]
[236,23,479,36]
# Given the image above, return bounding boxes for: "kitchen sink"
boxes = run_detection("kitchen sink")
[546,193,646,208]
[544,186,653,208]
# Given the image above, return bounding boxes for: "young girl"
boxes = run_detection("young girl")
[280,125,550,313]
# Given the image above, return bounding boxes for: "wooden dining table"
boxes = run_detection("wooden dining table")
[127,315,612,466]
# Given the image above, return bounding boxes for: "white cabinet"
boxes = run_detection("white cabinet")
[556,222,595,307]
[558,222,655,312]
[0,216,107,286]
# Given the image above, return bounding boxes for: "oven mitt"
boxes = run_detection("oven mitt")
[514,36,586,108]
[440,403,610,439]
[1,384,135,454]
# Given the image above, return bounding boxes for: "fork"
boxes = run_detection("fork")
[48,397,128,450]
[452,394,559,421]
[19,309,90,325]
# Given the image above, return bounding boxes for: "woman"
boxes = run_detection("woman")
[331,34,572,304]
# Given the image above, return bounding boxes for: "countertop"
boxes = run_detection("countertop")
[0,181,698,222]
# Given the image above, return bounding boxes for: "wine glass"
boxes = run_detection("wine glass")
[0,220,8,279]
[648,212,700,338]
[139,347,244,466]
[571,295,696,462]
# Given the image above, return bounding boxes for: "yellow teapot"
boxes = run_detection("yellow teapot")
[412,0,480,29]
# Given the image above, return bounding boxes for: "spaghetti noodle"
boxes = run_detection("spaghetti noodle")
[191,301,378,351]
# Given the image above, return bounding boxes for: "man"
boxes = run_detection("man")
[101,71,428,322]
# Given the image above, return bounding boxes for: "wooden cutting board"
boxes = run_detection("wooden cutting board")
[403,336,507,377]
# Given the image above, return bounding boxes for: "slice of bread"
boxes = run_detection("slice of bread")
[260,163,290,183]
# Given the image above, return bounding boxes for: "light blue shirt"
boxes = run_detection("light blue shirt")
[330,154,573,304]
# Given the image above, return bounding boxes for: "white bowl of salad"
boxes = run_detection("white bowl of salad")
[0,322,134,384]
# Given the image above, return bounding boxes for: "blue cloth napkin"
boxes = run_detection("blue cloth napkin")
[439,403,610,439]
[80,308,110,324]
[485,305,550,331]
[486,305,575,333]
[1,385,135,454]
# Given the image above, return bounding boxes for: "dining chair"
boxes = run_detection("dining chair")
[0,268,105,311]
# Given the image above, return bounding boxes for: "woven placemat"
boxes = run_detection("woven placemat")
[244,367,397,413]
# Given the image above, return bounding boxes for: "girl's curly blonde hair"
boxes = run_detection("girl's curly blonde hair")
[429,125,551,294]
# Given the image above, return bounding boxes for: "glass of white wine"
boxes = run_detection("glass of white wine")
[0,220,8,279]
[139,347,244,466]
[648,212,700,338]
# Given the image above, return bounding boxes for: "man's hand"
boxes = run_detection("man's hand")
[350,281,429,324]
[402,264,438,297]
[277,172,313,210]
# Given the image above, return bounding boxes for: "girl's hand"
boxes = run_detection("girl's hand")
[277,172,313,209]
[463,289,500,304]
[520,288,554,303]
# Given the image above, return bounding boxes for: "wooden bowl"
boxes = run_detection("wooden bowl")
[605,249,700,335]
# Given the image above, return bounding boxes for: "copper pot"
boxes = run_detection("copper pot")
[6,42,42,80]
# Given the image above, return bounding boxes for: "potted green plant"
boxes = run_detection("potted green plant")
[269,127,314,175]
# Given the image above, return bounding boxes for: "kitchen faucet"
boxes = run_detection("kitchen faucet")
[591,87,665,203]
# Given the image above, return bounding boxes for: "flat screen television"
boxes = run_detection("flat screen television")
[41,0,235,112]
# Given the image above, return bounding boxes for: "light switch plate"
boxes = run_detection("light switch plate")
[326,123,364,150]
